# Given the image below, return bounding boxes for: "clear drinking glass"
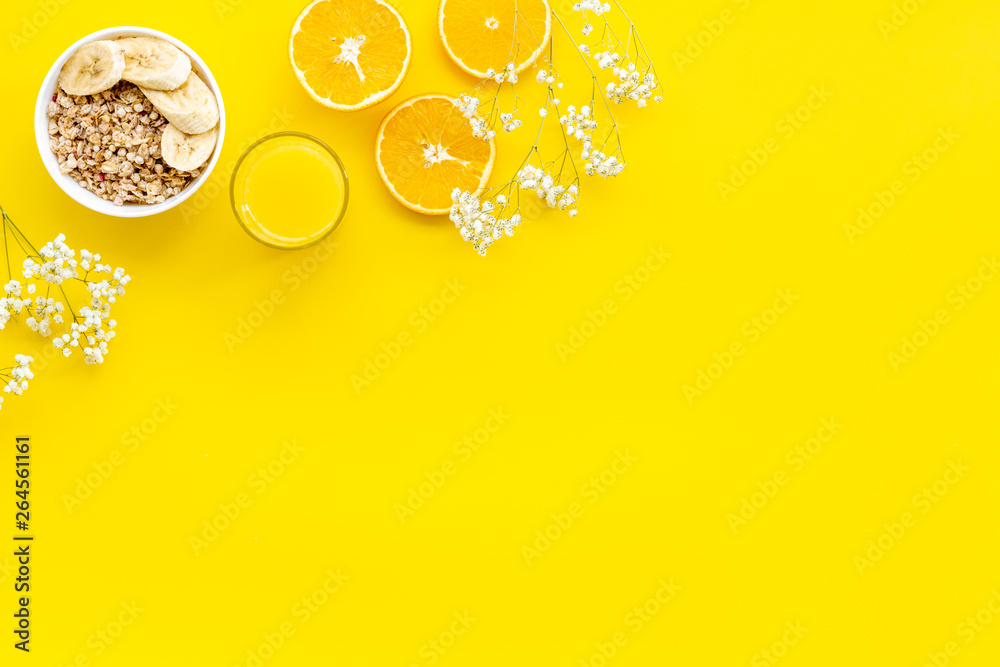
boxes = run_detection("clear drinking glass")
[230,132,349,250]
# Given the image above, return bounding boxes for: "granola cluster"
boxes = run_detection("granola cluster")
[46,82,197,206]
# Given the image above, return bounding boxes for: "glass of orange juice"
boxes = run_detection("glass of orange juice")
[230,132,348,250]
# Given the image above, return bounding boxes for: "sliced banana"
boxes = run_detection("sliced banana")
[160,123,218,172]
[140,73,219,135]
[118,36,191,90]
[58,40,125,96]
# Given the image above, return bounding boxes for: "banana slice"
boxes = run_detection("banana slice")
[160,123,218,172]
[140,73,219,135]
[118,36,191,90]
[58,40,125,96]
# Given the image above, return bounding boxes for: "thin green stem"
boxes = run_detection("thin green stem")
[611,1,661,89]
[2,212,10,282]
[0,206,80,321]
[551,11,624,163]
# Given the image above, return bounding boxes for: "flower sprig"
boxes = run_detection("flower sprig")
[0,205,130,410]
[575,1,663,107]
[452,1,658,256]
[451,0,555,143]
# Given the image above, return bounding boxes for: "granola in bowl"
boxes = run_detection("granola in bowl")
[35,28,224,216]
[47,82,197,206]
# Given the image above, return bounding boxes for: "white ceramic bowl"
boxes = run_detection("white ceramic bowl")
[35,26,225,218]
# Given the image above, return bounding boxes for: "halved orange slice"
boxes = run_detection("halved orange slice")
[290,0,411,111]
[439,0,551,79]
[376,94,495,215]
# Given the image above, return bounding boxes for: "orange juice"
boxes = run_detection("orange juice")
[231,133,348,249]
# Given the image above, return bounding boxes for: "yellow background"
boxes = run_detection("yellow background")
[2,0,1000,665]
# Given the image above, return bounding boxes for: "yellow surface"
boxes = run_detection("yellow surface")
[1,1,999,666]
[235,134,346,246]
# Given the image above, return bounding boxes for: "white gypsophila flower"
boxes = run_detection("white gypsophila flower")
[505,63,519,84]
[535,68,556,85]
[573,1,612,15]
[594,53,661,107]
[582,23,593,36]
[497,112,522,134]
[0,280,31,331]
[1,229,129,389]
[450,188,522,256]
[471,116,489,139]
[45,241,127,363]
[58,306,116,364]
[456,95,513,141]
[456,94,481,118]
[1,354,34,401]
[22,233,78,285]
[516,165,579,211]
[594,50,620,70]
[559,104,626,178]
[486,63,518,84]
[25,296,64,337]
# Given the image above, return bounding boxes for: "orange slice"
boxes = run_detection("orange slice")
[290,0,411,111]
[439,0,551,79]
[376,94,495,215]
